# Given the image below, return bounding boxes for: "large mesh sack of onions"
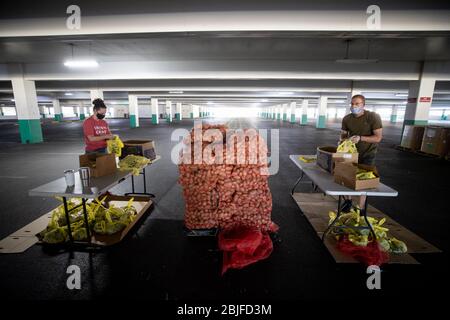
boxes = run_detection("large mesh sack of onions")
[178,124,273,231]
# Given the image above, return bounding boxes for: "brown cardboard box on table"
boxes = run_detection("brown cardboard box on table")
[79,153,117,178]
[316,146,358,174]
[334,162,380,190]
[420,126,450,156]
[400,125,425,151]
[121,140,156,160]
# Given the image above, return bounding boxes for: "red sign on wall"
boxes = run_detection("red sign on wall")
[407,98,417,103]
[419,97,432,102]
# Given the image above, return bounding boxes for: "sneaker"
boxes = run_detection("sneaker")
[340,199,353,213]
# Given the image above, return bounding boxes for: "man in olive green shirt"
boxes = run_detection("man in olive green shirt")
[340,94,383,211]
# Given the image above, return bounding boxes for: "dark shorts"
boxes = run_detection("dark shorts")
[358,153,376,166]
[85,147,107,155]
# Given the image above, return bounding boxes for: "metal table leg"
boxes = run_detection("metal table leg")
[321,195,342,241]
[291,171,304,195]
[81,198,91,243]
[62,197,74,243]
[125,167,155,198]
[360,196,377,240]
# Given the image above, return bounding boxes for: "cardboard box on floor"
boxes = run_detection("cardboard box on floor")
[79,153,117,177]
[121,140,156,160]
[401,125,425,150]
[334,162,380,190]
[316,146,358,174]
[420,126,450,156]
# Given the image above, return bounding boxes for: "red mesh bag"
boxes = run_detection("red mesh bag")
[336,235,390,266]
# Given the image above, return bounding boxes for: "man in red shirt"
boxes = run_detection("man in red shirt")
[83,98,114,154]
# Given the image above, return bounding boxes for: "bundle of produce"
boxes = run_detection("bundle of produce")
[337,140,358,153]
[178,124,273,231]
[356,168,377,180]
[39,197,138,243]
[119,154,151,175]
[328,208,408,259]
[107,135,124,157]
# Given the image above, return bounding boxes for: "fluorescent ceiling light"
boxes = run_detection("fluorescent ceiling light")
[11,99,15,102]
[64,60,99,68]
[333,100,346,103]
[395,93,408,97]
[207,102,213,105]
[64,93,73,96]
[169,91,184,94]
[261,99,268,102]
[277,92,294,95]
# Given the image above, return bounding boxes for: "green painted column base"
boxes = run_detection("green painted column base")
[316,115,326,129]
[19,119,43,144]
[290,114,296,123]
[390,115,397,123]
[301,114,308,125]
[40,114,46,119]
[54,114,63,122]
[166,116,173,123]
[175,113,180,120]
[190,112,194,119]
[129,114,138,128]
[403,119,428,126]
[79,114,85,120]
[283,114,287,121]
[152,114,159,124]
[277,114,281,120]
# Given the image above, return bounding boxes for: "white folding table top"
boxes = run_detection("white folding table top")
[289,155,398,197]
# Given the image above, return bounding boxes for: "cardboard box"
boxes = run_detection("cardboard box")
[420,126,450,156]
[79,153,117,178]
[400,125,425,150]
[316,146,358,174]
[121,140,156,160]
[334,162,380,190]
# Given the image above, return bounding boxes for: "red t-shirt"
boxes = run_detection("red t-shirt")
[83,116,111,151]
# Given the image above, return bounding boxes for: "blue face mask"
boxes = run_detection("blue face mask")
[351,106,363,115]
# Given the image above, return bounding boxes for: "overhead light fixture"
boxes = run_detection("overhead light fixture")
[261,99,268,102]
[64,93,73,96]
[333,100,346,103]
[336,39,378,64]
[207,102,213,105]
[64,60,99,68]
[277,92,294,95]
[11,99,15,102]
[395,93,408,97]
[169,91,184,94]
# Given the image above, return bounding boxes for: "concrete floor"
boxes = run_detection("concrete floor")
[0,117,448,301]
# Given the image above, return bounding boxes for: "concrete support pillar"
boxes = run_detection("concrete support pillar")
[72,106,78,117]
[404,76,435,126]
[276,105,281,120]
[128,95,139,128]
[300,100,308,125]
[282,103,288,121]
[175,102,182,120]
[193,105,200,118]
[316,96,328,129]
[166,100,173,123]
[289,101,296,123]
[79,102,85,120]
[11,76,43,144]
[0,107,4,116]
[39,105,46,119]
[189,104,194,119]
[151,98,159,124]
[390,105,398,124]
[53,99,62,121]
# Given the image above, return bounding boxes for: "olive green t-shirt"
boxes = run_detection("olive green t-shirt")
[341,110,382,158]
